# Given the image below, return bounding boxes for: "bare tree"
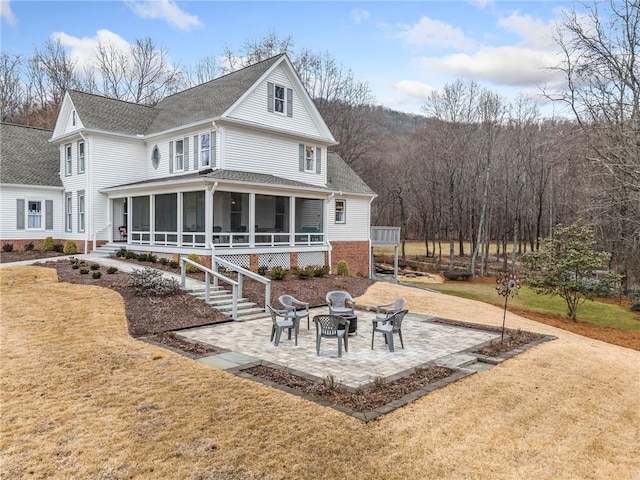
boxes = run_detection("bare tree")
[551,0,640,290]
[184,56,220,87]
[0,52,24,121]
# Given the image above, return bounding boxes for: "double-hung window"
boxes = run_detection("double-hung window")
[175,139,184,171]
[305,146,315,172]
[274,85,285,113]
[28,200,43,229]
[65,144,72,176]
[200,133,210,167]
[335,199,346,224]
[65,194,72,232]
[78,192,85,232]
[78,141,85,173]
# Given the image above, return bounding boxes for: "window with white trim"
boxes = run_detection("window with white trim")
[305,146,315,172]
[72,110,76,126]
[65,194,72,232]
[28,200,43,229]
[174,139,184,171]
[200,133,210,167]
[78,192,85,232]
[78,141,85,173]
[274,84,285,113]
[335,199,346,224]
[65,144,72,176]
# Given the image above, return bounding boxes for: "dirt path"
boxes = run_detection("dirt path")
[1,266,639,479]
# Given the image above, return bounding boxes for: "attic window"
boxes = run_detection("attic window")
[72,110,76,126]
[151,146,160,170]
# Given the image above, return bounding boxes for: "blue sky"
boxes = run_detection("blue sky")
[1,0,577,116]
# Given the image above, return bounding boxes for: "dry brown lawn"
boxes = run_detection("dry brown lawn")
[1,265,639,479]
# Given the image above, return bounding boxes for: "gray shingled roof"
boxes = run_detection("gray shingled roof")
[67,90,158,136]
[0,123,62,187]
[327,152,376,195]
[147,55,283,134]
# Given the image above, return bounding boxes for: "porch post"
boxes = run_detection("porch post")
[249,193,256,247]
[289,196,295,246]
[149,194,155,245]
[107,198,113,243]
[205,184,214,247]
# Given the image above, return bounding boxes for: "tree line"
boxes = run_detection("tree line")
[1,1,637,292]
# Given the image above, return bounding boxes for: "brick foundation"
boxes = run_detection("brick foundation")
[330,241,370,277]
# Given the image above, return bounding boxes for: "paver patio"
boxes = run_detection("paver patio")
[177,308,500,388]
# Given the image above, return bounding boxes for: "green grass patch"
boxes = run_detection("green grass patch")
[419,282,639,331]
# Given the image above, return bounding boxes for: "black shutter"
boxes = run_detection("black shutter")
[267,82,274,112]
[16,199,25,229]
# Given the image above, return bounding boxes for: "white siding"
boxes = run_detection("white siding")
[89,134,147,240]
[0,185,63,240]
[224,126,326,188]
[230,66,322,138]
[327,196,370,241]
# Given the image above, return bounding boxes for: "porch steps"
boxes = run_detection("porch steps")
[185,286,270,322]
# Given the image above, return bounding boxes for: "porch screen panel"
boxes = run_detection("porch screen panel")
[155,194,177,243]
[131,196,150,231]
[295,198,323,232]
[183,191,205,232]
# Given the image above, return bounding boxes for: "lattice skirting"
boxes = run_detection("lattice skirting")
[258,253,290,269]
[216,254,250,269]
[297,251,325,268]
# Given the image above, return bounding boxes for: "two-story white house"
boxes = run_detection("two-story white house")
[0,54,377,276]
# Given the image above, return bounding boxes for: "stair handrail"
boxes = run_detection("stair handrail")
[91,222,112,254]
[180,256,239,320]
[210,249,271,313]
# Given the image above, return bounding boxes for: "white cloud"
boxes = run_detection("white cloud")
[125,0,202,31]
[396,16,476,50]
[350,8,371,24]
[1,0,17,27]
[393,80,436,100]
[498,12,557,49]
[414,46,564,88]
[54,29,132,71]
[468,0,495,10]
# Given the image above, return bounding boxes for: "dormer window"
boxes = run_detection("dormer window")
[72,110,76,126]
[175,139,184,171]
[274,85,285,113]
[200,133,210,167]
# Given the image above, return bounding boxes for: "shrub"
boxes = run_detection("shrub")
[297,266,316,280]
[257,266,268,276]
[631,303,640,312]
[169,260,179,268]
[24,242,34,251]
[124,250,137,259]
[146,253,157,263]
[71,264,80,270]
[43,236,55,251]
[90,263,100,271]
[63,240,78,255]
[129,267,180,297]
[158,257,169,266]
[106,266,118,274]
[137,253,148,262]
[53,243,64,252]
[79,268,89,274]
[115,248,126,258]
[92,271,102,279]
[2,243,14,252]
[268,266,288,280]
[185,253,202,273]
[313,266,328,278]
[443,270,473,281]
[336,260,349,276]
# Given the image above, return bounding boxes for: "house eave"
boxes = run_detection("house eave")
[0,183,64,191]
[216,117,338,146]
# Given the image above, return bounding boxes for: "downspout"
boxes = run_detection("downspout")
[79,131,89,254]
[368,195,375,279]
[325,192,335,273]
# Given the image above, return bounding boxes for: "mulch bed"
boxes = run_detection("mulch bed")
[0,249,67,263]
[23,255,546,417]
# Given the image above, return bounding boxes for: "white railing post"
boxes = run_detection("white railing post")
[232,285,238,319]
[265,282,271,313]
[180,258,186,287]
[205,271,210,303]
[237,273,243,299]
